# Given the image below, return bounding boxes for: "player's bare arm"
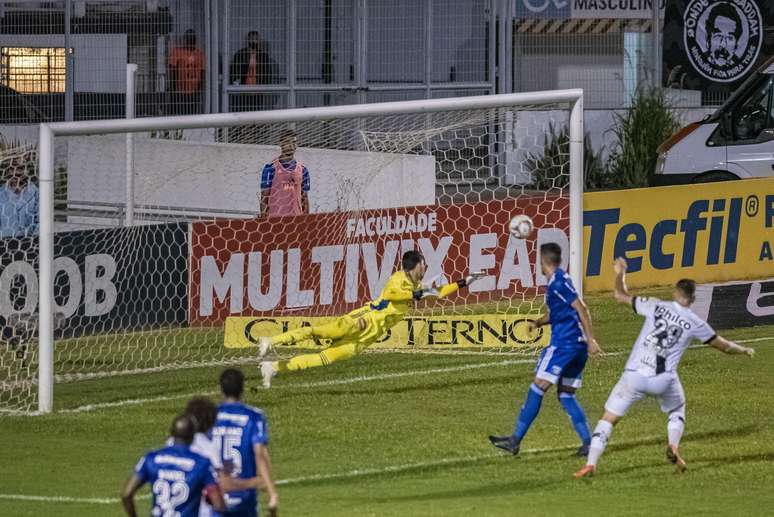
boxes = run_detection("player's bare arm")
[120,474,143,517]
[260,189,270,216]
[527,311,550,333]
[255,443,279,513]
[204,484,227,513]
[708,335,755,356]
[302,190,310,214]
[218,473,267,492]
[612,257,633,305]
[571,297,602,356]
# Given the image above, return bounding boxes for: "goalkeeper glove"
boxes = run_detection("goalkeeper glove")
[413,284,440,300]
[459,271,486,288]
[413,274,442,300]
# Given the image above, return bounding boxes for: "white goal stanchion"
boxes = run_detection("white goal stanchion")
[26,90,584,414]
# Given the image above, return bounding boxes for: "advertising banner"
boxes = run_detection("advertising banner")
[223,313,551,351]
[514,0,572,19]
[583,178,774,291]
[663,0,774,99]
[572,0,664,19]
[514,0,664,19]
[692,277,774,329]
[190,197,569,325]
[0,222,189,338]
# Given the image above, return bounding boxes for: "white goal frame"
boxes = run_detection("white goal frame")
[37,89,584,413]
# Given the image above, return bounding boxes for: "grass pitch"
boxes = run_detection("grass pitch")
[1,290,773,516]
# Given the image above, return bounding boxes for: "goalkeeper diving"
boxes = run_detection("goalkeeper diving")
[257,250,485,388]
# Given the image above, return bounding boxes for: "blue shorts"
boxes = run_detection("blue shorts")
[535,345,588,388]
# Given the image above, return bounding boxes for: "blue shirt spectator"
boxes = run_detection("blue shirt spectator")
[260,160,311,192]
[0,154,38,238]
[259,129,311,217]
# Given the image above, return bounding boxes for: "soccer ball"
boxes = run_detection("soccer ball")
[509,214,534,239]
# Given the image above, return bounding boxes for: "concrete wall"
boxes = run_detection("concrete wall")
[66,136,436,221]
[514,33,624,110]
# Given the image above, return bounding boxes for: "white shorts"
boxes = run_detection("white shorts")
[604,370,686,417]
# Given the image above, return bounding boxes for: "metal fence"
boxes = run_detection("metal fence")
[0,0,718,130]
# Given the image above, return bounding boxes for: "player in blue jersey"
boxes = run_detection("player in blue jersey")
[122,414,226,517]
[489,243,602,457]
[211,368,278,517]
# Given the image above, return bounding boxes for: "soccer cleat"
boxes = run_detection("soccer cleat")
[258,337,274,358]
[260,361,277,389]
[488,435,520,456]
[574,465,596,479]
[575,443,590,457]
[666,445,687,473]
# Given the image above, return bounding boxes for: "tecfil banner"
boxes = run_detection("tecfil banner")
[583,178,774,291]
[190,197,569,324]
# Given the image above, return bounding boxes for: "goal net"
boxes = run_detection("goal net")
[2,91,582,413]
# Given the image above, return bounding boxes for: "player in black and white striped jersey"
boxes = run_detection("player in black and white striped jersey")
[575,258,755,478]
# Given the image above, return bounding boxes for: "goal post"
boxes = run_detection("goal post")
[30,89,584,414]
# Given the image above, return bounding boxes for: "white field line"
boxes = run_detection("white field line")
[16,335,774,416]
[0,439,623,506]
[0,494,119,504]
[57,357,547,414]
[2,338,771,503]
[5,335,772,393]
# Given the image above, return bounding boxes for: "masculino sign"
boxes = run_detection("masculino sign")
[572,0,665,19]
[223,314,551,351]
[190,197,570,324]
[514,0,664,18]
[583,178,774,292]
[0,223,188,338]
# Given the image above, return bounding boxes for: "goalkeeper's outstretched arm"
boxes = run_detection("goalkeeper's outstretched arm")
[412,272,487,300]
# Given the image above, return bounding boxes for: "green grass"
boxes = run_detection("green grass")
[1,289,773,516]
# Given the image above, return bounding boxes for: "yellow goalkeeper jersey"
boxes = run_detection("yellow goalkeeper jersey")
[345,270,460,345]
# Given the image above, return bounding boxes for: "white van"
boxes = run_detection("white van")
[653,56,774,185]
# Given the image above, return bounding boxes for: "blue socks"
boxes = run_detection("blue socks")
[513,383,545,441]
[559,392,591,445]
[512,385,591,445]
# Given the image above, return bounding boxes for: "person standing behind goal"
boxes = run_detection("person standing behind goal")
[259,129,310,217]
[574,258,755,478]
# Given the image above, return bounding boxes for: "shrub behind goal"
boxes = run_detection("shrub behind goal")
[1,91,583,413]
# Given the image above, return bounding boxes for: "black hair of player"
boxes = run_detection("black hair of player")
[185,397,217,434]
[675,279,696,303]
[170,414,196,445]
[402,250,425,271]
[220,368,245,399]
[539,243,562,266]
